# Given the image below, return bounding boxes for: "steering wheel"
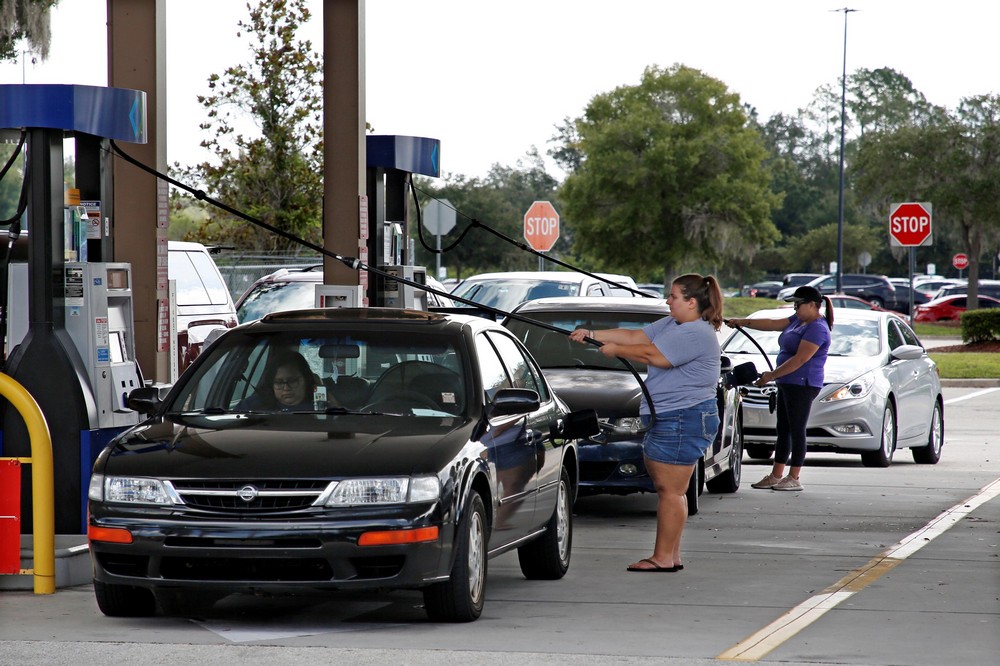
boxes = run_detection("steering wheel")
[361,390,443,414]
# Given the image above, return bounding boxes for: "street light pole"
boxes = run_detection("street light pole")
[834,7,856,293]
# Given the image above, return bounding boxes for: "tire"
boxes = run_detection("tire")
[869,296,885,308]
[94,581,156,617]
[518,468,573,580]
[707,418,743,494]
[862,401,896,467]
[912,401,944,464]
[746,444,774,460]
[685,462,702,516]
[423,491,487,622]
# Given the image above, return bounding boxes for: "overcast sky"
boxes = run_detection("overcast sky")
[2,1,998,179]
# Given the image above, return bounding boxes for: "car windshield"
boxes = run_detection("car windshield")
[169,329,467,417]
[237,280,318,322]
[723,319,881,357]
[452,279,580,311]
[505,311,661,372]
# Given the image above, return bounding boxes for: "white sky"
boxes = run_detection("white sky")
[2,1,998,179]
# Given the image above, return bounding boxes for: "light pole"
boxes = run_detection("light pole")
[834,7,856,292]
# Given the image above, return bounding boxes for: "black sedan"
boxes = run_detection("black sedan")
[87,308,598,622]
[504,297,744,515]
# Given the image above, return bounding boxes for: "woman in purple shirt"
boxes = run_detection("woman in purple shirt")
[727,285,833,491]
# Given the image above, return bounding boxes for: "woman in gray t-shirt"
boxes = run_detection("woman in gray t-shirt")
[569,273,723,573]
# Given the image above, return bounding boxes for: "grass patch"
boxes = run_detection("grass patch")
[928,353,1000,379]
[913,321,961,338]
[724,296,782,318]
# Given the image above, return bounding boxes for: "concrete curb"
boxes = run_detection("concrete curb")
[939,378,1000,388]
[0,536,90,591]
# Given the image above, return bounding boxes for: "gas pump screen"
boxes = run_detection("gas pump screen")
[109,331,126,362]
[107,268,129,290]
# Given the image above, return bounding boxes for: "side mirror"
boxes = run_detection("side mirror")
[555,409,600,440]
[127,384,170,415]
[488,388,540,417]
[890,344,925,361]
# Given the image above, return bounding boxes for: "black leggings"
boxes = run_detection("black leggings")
[774,384,821,468]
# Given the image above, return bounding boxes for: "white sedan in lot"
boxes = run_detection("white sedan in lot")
[721,308,943,467]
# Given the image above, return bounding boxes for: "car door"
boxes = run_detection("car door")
[886,319,935,444]
[487,331,566,530]
[474,331,539,546]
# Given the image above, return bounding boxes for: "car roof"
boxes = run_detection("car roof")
[747,307,888,323]
[511,295,668,314]
[458,271,630,285]
[243,306,499,333]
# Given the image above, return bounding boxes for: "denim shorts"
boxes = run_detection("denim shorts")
[641,399,720,466]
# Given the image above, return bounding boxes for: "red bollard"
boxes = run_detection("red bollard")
[0,459,21,574]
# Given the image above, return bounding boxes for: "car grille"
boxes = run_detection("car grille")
[169,479,330,513]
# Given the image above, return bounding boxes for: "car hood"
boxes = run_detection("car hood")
[730,352,884,386]
[99,414,476,479]
[542,368,643,417]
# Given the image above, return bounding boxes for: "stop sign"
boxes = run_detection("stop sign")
[953,253,969,270]
[523,201,560,252]
[889,202,933,247]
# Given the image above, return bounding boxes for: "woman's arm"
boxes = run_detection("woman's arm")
[597,341,673,368]
[756,340,820,385]
[568,327,650,345]
[726,317,789,332]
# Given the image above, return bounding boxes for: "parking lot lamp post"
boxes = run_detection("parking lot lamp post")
[834,7,856,292]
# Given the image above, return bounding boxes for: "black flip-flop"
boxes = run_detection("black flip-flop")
[626,558,678,572]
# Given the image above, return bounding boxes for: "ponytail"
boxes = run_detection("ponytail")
[822,296,835,329]
[673,273,725,331]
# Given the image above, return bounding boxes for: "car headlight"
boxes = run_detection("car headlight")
[89,474,174,505]
[323,476,440,506]
[821,372,875,402]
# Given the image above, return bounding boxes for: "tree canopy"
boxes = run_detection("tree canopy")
[0,0,57,61]
[555,64,781,280]
[179,0,323,254]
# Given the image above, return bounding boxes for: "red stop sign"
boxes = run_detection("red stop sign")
[953,253,969,270]
[889,202,932,246]
[523,201,560,252]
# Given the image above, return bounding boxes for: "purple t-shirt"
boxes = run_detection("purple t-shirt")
[775,315,830,388]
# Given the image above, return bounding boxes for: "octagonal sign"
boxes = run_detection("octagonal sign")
[889,202,933,247]
[523,201,560,252]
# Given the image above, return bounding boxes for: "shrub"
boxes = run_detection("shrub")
[960,309,1000,343]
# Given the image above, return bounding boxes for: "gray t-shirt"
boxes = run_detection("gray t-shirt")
[639,316,720,415]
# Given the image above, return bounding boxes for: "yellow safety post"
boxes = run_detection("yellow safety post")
[0,373,55,594]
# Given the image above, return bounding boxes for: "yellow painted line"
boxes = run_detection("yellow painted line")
[718,476,1000,661]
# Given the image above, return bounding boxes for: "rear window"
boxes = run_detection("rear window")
[237,280,318,323]
[169,250,231,306]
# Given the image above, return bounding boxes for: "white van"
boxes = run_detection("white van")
[167,241,238,371]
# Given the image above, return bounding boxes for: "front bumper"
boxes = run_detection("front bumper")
[741,389,883,453]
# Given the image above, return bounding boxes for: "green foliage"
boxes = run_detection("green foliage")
[0,141,23,220]
[555,65,781,279]
[961,309,1000,343]
[0,0,57,61]
[412,150,559,280]
[179,0,323,253]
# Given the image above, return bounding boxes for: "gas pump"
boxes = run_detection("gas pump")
[365,135,440,308]
[0,84,147,534]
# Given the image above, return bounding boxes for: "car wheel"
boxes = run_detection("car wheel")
[862,401,896,467]
[869,297,885,308]
[745,444,774,460]
[707,418,743,494]
[423,490,487,622]
[912,401,944,464]
[685,462,702,516]
[517,467,573,580]
[94,581,156,617]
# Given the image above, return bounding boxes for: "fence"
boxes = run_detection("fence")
[211,251,323,301]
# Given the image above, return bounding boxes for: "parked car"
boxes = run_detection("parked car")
[781,273,823,289]
[742,280,783,298]
[722,308,943,467]
[167,241,238,371]
[780,293,903,319]
[450,271,642,312]
[236,265,454,323]
[503,297,745,516]
[776,273,897,309]
[887,279,931,314]
[914,294,1000,322]
[87,308,599,622]
[931,280,1000,301]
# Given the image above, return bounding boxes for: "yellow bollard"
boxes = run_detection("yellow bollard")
[0,373,55,594]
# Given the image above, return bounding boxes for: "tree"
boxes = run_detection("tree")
[555,65,780,280]
[853,94,1000,304]
[0,0,58,61]
[180,0,323,254]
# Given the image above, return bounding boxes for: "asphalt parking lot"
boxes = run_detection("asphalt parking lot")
[1,386,997,666]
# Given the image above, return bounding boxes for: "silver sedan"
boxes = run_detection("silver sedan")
[721,308,943,467]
